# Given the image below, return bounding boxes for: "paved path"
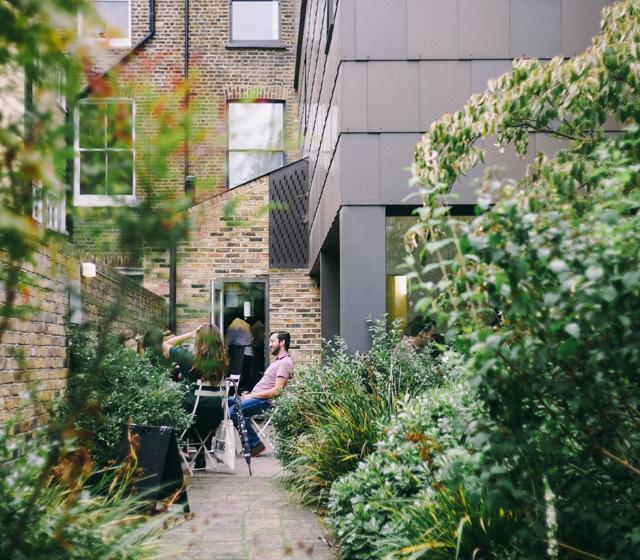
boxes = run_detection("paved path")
[161,449,336,560]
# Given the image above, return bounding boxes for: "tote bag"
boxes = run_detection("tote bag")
[213,419,236,470]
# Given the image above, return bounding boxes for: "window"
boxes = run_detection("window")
[79,0,131,47]
[74,99,135,206]
[56,66,67,112]
[32,183,67,233]
[228,101,284,188]
[230,0,280,45]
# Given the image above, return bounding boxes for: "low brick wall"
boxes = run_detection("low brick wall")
[0,238,166,430]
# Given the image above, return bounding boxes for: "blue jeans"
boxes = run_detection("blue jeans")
[229,397,271,449]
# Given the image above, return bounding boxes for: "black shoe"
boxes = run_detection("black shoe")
[194,453,206,469]
[250,442,266,457]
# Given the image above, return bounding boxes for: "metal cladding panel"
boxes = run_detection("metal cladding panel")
[340,134,380,204]
[562,0,610,55]
[459,0,510,58]
[419,61,471,131]
[511,0,562,59]
[339,62,368,132]
[339,206,386,354]
[368,61,420,131]
[470,59,513,94]
[269,160,310,269]
[354,0,407,60]
[379,133,423,205]
[340,0,357,59]
[407,0,459,59]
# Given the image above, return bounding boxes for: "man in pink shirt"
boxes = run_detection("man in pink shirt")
[229,331,293,456]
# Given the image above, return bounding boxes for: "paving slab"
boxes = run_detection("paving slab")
[161,449,336,560]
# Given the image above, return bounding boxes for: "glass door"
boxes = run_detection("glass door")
[210,279,268,389]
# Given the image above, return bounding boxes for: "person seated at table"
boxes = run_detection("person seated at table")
[229,331,293,457]
[162,324,228,469]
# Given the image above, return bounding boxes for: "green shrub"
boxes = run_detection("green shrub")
[272,321,452,506]
[328,370,514,559]
[67,328,190,465]
[0,419,178,559]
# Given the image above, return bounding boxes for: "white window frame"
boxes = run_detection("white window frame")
[78,0,132,48]
[228,0,281,47]
[56,66,67,113]
[227,100,285,189]
[32,182,67,234]
[74,98,136,207]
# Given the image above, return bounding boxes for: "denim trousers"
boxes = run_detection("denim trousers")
[229,396,271,448]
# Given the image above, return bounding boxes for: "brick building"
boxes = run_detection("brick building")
[71,0,613,360]
[75,0,322,367]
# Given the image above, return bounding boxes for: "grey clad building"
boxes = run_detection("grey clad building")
[294,0,613,352]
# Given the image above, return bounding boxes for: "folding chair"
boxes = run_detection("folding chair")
[249,413,274,450]
[178,379,225,474]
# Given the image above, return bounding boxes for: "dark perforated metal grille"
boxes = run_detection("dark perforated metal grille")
[269,159,309,268]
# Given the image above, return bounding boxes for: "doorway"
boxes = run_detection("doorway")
[210,278,268,390]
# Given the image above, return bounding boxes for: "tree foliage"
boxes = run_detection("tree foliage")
[410,1,640,557]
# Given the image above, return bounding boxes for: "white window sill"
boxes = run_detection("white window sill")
[225,41,286,50]
[74,194,137,207]
[81,37,132,49]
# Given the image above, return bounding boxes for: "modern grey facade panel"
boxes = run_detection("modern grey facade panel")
[355,0,407,60]
[379,133,423,205]
[470,60,513,94]
[296,0,612,351]
[510,0,563,59]
[339,206,386,354]
[458,0,510,59]
[339,0,357,60]
[368,62,420,132]
[338,62,368,132]
[340,134,380,205]
[419,61,471,131]
[320,249,340,342]
[407,0,459,59]
[562,0,611,55]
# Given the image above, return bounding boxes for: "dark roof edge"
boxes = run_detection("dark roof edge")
[77,0,157,100]
[187,157,309,210]
[293,0,308,91]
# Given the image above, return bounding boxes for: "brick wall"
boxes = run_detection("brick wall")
[171,176,321,368]
[0,238,166,430]
[75,0,300,263]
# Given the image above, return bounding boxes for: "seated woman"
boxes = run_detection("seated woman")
[162,324,229,469]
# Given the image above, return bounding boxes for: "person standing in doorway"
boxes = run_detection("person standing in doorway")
[229,331,293,456]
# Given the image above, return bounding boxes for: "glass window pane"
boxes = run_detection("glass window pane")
[229,151,284,188]
[80,151,106,195]
[231,1,279,41]
[107,102,133,149]
[79,104,104,149]
[229,102,283,150]
[106,151,134,195]
[84,1,130,39]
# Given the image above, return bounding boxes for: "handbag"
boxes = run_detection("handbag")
[213,418,236,470]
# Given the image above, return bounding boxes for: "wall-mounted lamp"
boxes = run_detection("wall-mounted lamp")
[81,262,96,278]
[243,301,252,317]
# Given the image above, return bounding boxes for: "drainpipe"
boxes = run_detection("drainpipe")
[169,0,191,332]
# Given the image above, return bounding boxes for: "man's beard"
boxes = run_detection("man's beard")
[271,346,279,356]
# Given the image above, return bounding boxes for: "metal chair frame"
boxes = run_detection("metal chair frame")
[178,379,225,475]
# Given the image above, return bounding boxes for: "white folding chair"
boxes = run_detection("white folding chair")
[249,414,274,450]
[178,379,225,474]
